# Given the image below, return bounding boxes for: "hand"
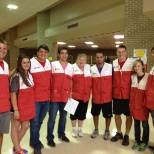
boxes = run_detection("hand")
[14,110,20,119]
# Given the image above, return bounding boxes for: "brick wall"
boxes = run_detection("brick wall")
[124,0,154,72]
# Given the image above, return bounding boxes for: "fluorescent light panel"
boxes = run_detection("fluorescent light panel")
[115,41,123,44]
[114,35,124,39]
[85,42,94,45]
[68,45,75,48]
[57,42,66,45]
[91,45,98,48]
[7,4,18,9]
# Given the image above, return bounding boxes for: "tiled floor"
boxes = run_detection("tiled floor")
[2,105,154,154]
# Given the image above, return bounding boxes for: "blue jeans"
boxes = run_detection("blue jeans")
[47,102,67,141]
[30,101,49,148]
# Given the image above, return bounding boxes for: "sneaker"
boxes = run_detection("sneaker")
[148,146,154,151]
[104,130,110,140]
[30,143,44,149]
[72,128,77,138]
[138,143,147,151]
[34,148,42,154]
[122,135,129,146]
[110,132,123,142]
[59,136,70,142]
[78,128,83,137]
[13,146,28,154]
[91,129,99,138]
[14,150,25,154]
[132,141,140,149]
[48,140,56,147]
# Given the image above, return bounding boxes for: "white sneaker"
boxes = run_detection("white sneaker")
[72,129,77,138]
[78,129,83,137]
[104,130,110,140]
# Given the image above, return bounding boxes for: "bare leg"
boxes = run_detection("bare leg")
[125,116,132,135]
[78,120,83,128]
[105,118,111,131]
[115,115,122,133]
[0,133,3,154]
[93,116,99,129]
[71,120,77,128]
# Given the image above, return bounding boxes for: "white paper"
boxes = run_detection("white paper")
[64,98,79,115]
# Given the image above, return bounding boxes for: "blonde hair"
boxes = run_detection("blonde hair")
[76,54,87,63]
[132,59,145,74]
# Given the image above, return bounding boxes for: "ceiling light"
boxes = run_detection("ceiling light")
[7,4,18,10]
[85,42,94,45]
[57,42,66,45]
[115,41,123,44]
[68,45,75,48]
[114,35,124,39]
[91,45,98,48]
[116,45,119,48]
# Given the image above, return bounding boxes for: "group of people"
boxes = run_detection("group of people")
[0,38,154,154]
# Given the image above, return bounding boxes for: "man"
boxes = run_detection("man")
[90,51,112,140]
[0,39,10,154]
[47,47,73,147]
[111,45,134,146]
[30,44,51,154]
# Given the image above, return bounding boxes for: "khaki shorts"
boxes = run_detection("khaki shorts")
[0,111,11,134]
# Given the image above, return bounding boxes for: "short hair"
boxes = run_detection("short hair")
[58,47,68,54]
[37,44,49,52]
[151,47,154,52]
[96,51,104,56]
[0,38,7,44]
[76,54,87,63]
[132,59,145,73]
[118,45,126,50]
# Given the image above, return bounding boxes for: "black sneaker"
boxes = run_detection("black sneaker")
[48,140,56,147]
[122,135,129,146]
[34,148,42,154]
[110,132,123,142]
[30,143,44,149]
[59,136,70,142]
[148,146,154,151]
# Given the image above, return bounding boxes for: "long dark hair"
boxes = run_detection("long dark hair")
[12,54,31,87]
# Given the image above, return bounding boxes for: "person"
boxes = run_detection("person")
[146,47,154,151]
[111,45,134,145]
[10,54,35,154]
[70,54,92,137]
[0,39,11,154]
[30,45,51,154]
[130,59,149,151]
[47,47,73,147]
[90,51,113,140]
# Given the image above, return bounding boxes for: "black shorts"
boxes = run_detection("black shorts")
[91,102,112,118]
[113,98,130,116]
[70,100,88,120]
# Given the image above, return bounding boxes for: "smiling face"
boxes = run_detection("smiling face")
[37,48,49,62]
[133,61,144,75]
[0,42,7,61]
[77,57,86,68]
[58,49,68,62]
[95,53,104,65]
[21,57,31,72]
[117,47,127,62]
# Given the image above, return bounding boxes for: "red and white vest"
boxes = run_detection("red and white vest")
[17,73,35,121]
[113,58,134,99]
[130,73,149,120]
[30,57,51,102]
[72,63,92,103]
[50,61,73,103]
[91,63,112,104]
[0,61,10,112]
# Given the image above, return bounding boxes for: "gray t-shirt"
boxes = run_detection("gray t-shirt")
[10,76,19,93]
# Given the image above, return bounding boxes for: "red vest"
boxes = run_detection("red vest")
[113,58,134,99]
[72,64,92,103]
[91,63,112,104]
[0,61,10,112]
[145,66,154,110]
[30,57,51,102]
[130,73,149,120]
[50,61,73,103]
[17,73,35,121]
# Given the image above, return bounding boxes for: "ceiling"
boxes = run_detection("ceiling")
[0,0,124,50]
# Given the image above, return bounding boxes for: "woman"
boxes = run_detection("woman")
[130,59,149,152]
[10,54,35,154]
[70,54,92,137]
